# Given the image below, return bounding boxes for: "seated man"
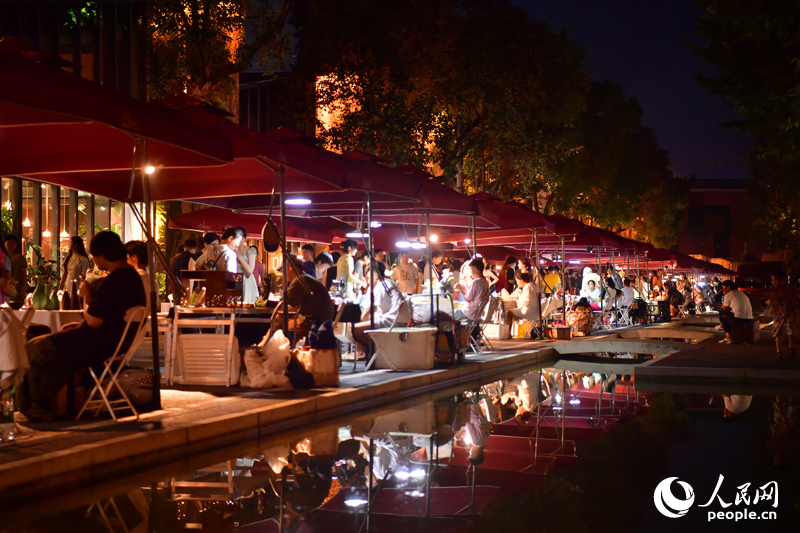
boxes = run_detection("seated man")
[125,239,151,309]
[18,231,146,422]
[619,278,635,309]
[274,258,336,342]
[712,280,753,344]
[352,261,411,357]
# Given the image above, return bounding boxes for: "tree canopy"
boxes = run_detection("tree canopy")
[147,0,290,112]
[694,0,800,257]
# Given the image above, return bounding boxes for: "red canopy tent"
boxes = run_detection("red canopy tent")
[0,38,232,190]
[168,207,354,243]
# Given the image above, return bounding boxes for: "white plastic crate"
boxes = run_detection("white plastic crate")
[366,326,437,370]
[172,334,240,386]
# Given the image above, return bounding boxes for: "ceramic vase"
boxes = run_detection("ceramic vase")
[31,281,48,310]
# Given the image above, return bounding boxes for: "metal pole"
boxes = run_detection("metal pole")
[561,370,566,453]
[426,210,434,324]
[560,236,566,298]
[425,434,433,518]
[141,140,161,410]
[368,193,374,333]
[534,230,541,334]
[471,216,477,255]
[367,438,374,532]
[279,167,288,335]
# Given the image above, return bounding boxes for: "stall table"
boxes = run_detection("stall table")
[13,309,84,333]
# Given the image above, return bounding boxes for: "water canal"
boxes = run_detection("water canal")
[3,358,797,533]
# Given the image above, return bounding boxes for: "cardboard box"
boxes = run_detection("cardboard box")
[483,323,510,340]
[545,326,571,340]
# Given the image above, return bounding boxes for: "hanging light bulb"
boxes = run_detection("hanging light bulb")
[42,229,51,238]
[370,221,382,228]
[22,218,31,227]
[60,230,70,239]
[429,234,438,243]
[395,240,412,249]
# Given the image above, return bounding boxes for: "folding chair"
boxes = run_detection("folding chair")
[77,306,148,421]
[677,299,691,318]
[463,297,497,353]
[617,305,633,327]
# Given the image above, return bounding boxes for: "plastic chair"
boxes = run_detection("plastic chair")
[464,297,497,353]
[77,306,148,421]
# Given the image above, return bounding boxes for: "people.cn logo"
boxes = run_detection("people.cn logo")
[654,477,695,518]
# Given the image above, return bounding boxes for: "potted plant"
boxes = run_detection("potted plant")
[26,244,61,309]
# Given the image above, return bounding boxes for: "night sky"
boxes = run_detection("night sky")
[515,0,753,181]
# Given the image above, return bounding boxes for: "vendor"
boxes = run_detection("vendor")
[18,231,146,422]
[352,261,411,357]
[455,258,490,321]
[337,239,366,300]
[506,272,539,324]
[275,258,335,342]
[582,279,602,309]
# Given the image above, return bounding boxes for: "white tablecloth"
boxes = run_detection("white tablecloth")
[0,308,28,387]
[13,309,85,332]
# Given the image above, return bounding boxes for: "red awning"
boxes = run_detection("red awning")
[0,38,232,183]
[168,207,354,243]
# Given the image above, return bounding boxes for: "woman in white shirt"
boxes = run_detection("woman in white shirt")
[59,236,91,307]
[507,272,539,323]
[352,261,410,356]
[582,279,602,309]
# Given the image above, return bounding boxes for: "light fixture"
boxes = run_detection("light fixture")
[3,201,10,210]
[370,220,382,228]
[463,238,471,244]
[410,469,426,479]
[344,498,368,508]
[411,241,427,250]
[42,229,51,238]
[395,240,412,249]
[429,234,438,243]
[144,165,156,175]
[100,206,106,211]
[285,197,312,206]
[60,230,70,239]
[296,254,303,260]
[394,470,411,481]
[539,259,545,264]
[346,232,369,239]
[40,184,46,189]
[22,218,31,227]
[569,397,581,405]
[569,260,580,264]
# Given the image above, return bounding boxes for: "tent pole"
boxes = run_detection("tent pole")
[559,236,566,299]
[534,229,541,333]
[426,210,434,325]
[471,216,477,255]
[279,167,289,336]
[368,192,375,332]
[142,139,161,410]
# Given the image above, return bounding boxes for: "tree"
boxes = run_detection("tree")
[552,81,685,247]
[694,0,800,259]
[292,0,588,193]
[147,0,291,113]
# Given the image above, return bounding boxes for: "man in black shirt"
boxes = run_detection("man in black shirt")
[18,231,146,422]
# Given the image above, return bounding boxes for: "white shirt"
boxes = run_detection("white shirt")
[393,263,419,294]
[214,246,239,281]
[723,289,753,319]
[513,283,539,320]
[620,286,635,307]
[373,279,411,325]
[462,277,490,321]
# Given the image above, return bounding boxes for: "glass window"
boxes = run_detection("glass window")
[21,180,34,246]
[95,196,110,233]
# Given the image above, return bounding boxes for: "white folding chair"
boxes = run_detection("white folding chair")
[77,306,148,421]
[19,306,36,334]
[617,305,633,327]
[677,299,691,318]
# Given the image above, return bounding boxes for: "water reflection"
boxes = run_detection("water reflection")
[9,362,800,532]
